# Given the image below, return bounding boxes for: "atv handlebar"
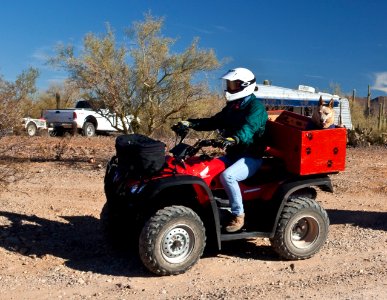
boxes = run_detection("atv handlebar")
[195,139,224,149]
[191,138,227,157]
[170,138,225,160]
[171,122,226,160]
[171,122,190,139]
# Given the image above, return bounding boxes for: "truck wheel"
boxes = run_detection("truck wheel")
[26,122,37,136]
[139,205,206,275]
[82,122,96,137]
[270,197,329,260]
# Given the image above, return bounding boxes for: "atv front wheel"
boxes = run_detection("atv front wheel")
[139,205,206,275]
[270,197,329,260]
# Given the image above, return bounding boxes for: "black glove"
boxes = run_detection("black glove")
[219,137,237,149]
[171,121,192,137]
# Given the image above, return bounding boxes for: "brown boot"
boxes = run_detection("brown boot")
[225,213,245,233]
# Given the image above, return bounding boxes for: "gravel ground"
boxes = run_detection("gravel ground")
[0,136,386,299]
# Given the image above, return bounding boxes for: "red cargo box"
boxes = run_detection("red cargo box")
[265,110,347,175]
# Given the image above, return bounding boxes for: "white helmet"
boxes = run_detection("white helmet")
[221,67,256,101]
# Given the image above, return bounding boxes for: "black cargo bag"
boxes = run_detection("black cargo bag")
[115,134,166,178]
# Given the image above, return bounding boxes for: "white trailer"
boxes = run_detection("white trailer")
[254,83,353,129]
[22,117,48,136]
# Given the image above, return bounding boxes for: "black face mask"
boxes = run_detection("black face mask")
[229,99,243,110]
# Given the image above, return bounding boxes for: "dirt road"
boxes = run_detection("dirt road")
[0,136,386,299]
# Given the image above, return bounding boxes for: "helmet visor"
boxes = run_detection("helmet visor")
[225,80,244,94]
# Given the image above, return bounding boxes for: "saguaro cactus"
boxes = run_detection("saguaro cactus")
[366,85,371,116]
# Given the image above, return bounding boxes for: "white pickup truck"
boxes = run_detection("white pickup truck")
[42,100,134,137]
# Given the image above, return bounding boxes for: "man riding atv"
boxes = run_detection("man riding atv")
[102,68,346,276]
[181,67,267,232]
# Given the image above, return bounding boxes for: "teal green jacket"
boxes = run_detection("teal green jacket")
[189,94,268,157]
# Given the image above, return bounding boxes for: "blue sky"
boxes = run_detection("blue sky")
[1,0,387,98]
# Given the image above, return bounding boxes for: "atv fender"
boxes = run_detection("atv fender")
[139,175,222,250]
[270,175,333,235]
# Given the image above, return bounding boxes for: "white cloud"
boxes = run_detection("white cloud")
[372,72,387,93]
[214,25,232,33]
[31,46,54,63]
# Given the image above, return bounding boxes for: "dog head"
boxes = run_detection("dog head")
[312,96,335,129]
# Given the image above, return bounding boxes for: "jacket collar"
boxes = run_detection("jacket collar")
[240,94,256,108]
[228,94,256,110]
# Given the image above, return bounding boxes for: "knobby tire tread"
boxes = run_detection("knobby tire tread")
[270,196,329,260]
[139,205,206,276]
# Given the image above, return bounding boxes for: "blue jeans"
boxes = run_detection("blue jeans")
[219,156,262,216]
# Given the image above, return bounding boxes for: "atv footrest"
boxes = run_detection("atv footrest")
[220,230,271,241]
[214,196,230,207]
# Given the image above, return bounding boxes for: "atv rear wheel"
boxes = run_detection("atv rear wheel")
[139,205,206,275]
[270,197,329,260]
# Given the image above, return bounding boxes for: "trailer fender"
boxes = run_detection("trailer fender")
[269,175,333,235]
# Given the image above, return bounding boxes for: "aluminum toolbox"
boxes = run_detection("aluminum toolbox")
[265,110,347,175]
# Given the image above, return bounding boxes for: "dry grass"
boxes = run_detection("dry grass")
[0,135,116,163]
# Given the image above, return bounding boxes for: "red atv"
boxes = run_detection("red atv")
[102,110,347,276]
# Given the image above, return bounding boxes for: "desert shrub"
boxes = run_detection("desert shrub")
[0,69,38,193]
[348,99,387,146]
[347,127,387,147]
[350,101,380,130]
